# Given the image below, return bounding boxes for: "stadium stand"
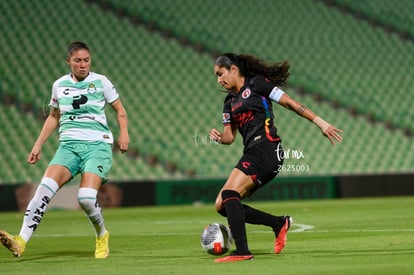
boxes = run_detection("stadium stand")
[327,0,414,38]
[0,0,413,184]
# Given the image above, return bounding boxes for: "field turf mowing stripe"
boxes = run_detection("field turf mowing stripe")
[0,196,413,274]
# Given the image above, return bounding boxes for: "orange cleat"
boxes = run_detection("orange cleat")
[274,216,292,254]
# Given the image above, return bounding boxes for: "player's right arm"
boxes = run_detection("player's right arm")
[27,107,60,164]
[210,124,237,145]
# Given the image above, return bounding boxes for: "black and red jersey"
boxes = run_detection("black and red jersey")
[222,75,282,151]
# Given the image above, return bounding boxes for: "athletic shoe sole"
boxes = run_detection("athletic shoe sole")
[0,230,24,257]
[214,255,254,262]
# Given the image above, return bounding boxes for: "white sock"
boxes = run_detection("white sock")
[19,177,59,242]
[78,187,106,237]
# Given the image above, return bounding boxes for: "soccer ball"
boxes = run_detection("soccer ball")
[200,223,233,255]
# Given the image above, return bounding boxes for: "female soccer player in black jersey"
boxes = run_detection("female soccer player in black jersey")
[210,53,342,262]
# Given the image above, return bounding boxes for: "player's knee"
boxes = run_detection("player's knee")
[215,194,223,212]
[78,187,98,210]
[215,198,225,214]
[216,189,241,215]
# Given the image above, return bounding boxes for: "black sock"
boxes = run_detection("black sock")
[217,208,227,217]
[221,190,250,255]
[243,204,283,231]
[244,204,287,235]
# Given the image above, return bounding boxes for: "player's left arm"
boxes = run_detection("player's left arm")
[110,98,129,153]
[278,93,343,145]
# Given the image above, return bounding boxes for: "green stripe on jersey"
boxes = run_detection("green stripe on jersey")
[58,91,104,106]
[60,120,109,133]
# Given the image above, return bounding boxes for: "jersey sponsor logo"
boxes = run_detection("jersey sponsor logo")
[222,113,231,124]
[242,88,251,99]
[61,88,79,95]
[233,110,254,128]
[72,94,88,109]
[68,114,96,121]
[231,102,242,112]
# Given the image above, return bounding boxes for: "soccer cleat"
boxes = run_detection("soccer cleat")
[0,231,26,257]
[215,254,254,262]
[95,230,110,258]
[274,216,292,254]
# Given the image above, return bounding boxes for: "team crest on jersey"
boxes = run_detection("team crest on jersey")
[87,83,97,93]
[242,88,251,99]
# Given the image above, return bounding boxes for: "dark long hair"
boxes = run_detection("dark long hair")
[215,53,290,86]
[66,41,90,59]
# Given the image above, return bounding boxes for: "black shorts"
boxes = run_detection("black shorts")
[235,141,284,194]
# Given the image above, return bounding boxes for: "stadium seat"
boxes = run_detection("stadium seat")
[1,0,413,184]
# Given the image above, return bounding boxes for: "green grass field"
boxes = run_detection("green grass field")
[1,196,413,274]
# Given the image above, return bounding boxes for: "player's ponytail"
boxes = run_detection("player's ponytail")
[215,53,290,87]
[238,54,290,87]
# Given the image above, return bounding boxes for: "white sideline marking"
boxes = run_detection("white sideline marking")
[252,225,414,234]
[251,223,315,234]
[34,223,414,238]
[291,223,315,233]
[312,229,414,233]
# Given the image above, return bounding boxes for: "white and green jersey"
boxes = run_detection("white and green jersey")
[49,72,119,144]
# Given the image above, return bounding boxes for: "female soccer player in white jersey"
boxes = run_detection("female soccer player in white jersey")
[0,41,129,258]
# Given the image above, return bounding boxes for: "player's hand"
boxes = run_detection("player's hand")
[27,145,41,164]
[323,125,343,145]
[209,128,222,143]
[118,134,129,153]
